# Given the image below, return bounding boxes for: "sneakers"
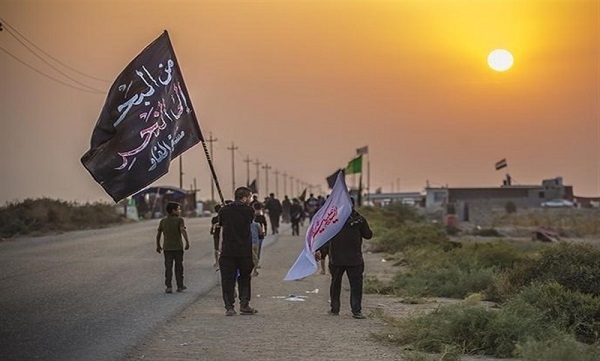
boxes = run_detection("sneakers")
[328,310,339,316]
[176,286,187,292]
[352,313,366,319]
[225,309,237,316]
[252,270,259,277]
[165,287,173,294]
[240,305,258,315]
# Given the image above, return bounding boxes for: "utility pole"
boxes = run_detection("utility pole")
[274,170,280,198]
[243,155,252,186]
[227,142,238,196]
[262,163,272,195]
[206,132,218,202]
[290,176,295,197]
[282,172,287,196]
[253,159,261,195]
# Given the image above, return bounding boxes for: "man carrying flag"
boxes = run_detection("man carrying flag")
[284,172,352,281]
[317,196,372,319]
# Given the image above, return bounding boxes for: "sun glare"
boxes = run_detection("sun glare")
[488,49,514,72]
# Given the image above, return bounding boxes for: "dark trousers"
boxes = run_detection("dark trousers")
[164,250,184,288]
[328,263,364,314]
[269,214,280,234]
[219,256,254,310]
[291,219,300,235]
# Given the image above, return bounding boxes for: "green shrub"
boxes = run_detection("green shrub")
[497,242,600,299]
[505,201,517,214]
[364,277,397,295]
[393,242,523,299]
[388,302,561,358]
[370,223,450,254]
[520,336,600,361]
[472,228,503,237]
[0,198,123,237]
[509,282,600,343]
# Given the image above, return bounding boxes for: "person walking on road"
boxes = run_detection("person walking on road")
[315,197,372,319]
[218,187,258,316]
[290,198,303,236]
[281,195,291,224]
[156,201,190,294]
[264,193,282,234]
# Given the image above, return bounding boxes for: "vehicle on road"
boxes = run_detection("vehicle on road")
[541,199,574,208]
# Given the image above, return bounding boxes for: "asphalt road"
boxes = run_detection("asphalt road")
[0,217,218,361]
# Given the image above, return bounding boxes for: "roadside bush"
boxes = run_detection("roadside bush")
[0,198,123,238]
[497,242,600,299]
[520,336,600,361]
[388,302,561,358]
[509,282,600,344]
[370,222,450,254]
[505,201,517,214]
[393,242,523,299]
[471,228,502,237]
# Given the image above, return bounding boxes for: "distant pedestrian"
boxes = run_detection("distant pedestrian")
[316,198,372,319]
[218,187,258,316]
[281,195,292,224]
[290,198,303,236]
[264,193,282,234]
[156,201,190,294]
[305,193,319,221]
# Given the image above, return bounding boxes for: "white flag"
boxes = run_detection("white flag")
[284,171,352,281]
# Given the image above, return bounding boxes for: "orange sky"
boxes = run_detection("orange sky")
[0,0,598,204]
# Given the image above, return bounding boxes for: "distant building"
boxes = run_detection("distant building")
[425,177,574,223]
[365,192,423,207]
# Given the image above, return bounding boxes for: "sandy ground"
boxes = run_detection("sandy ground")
[125,224,513,361]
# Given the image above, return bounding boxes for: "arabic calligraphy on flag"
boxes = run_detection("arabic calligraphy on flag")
[81,31,203,202]
[284,171,352,281]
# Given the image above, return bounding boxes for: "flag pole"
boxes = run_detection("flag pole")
[200,140,225,204]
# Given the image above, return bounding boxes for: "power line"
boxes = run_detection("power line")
[3,27,104,93]
[0,46,103,94]
[0,17,110,83]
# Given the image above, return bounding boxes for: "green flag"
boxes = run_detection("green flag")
[346,155,362,174]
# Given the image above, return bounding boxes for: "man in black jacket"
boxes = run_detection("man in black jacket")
[316,198,373,319]
[218,187,257,316]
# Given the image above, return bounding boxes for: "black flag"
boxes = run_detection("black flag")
[81,31,202,202]
[248,179,258,194]
[326,168,345,189]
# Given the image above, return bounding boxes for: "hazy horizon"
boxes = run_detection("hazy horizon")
[1,1,598,205]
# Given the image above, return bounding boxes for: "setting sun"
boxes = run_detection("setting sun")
[488,49,514,71]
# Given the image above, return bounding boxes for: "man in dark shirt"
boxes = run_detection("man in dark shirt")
[316,198,372,319]
[218,187,257,316]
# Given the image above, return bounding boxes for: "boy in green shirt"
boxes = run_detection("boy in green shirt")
[156,202,190,293]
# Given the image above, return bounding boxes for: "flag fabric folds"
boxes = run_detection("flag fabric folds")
[326,168,345,189]
[298,188,307,202]
[81,31,202,202]
[346,155,363,174]
[356,145,369,155]
[495,158,508,170]
[248,179,258,194]
[284,171,352,281]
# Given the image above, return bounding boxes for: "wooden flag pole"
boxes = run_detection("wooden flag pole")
[200,140,225,204]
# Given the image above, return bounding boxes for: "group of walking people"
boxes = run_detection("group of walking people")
[154,187,372,319]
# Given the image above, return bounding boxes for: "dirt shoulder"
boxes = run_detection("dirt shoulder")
[125,225,404,361]
[125,225,510,361]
